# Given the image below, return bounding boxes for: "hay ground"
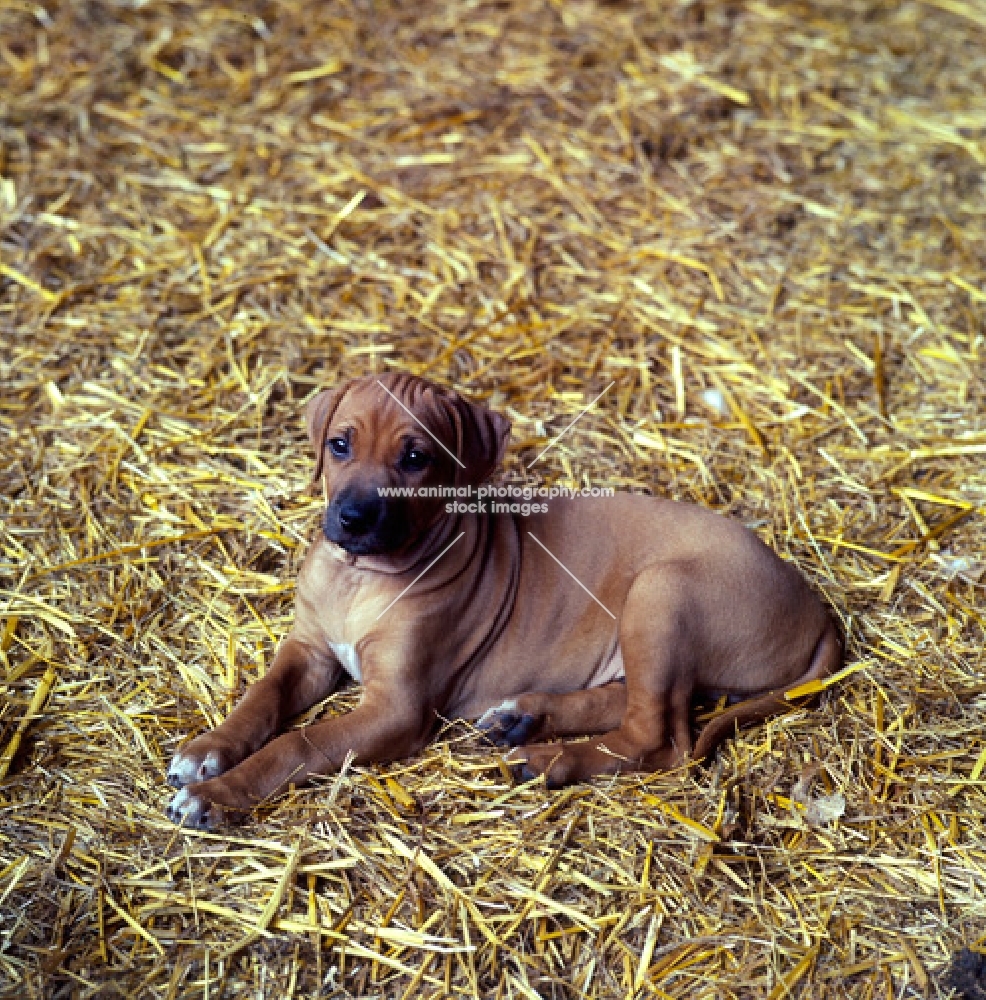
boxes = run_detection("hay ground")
[2,0,985,996]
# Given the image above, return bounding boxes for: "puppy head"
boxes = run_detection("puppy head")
[306,374,510,555]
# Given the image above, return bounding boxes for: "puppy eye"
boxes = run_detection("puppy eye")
[399,448,430,472]
[327,437,350,458]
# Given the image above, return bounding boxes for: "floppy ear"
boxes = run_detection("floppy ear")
[305,385,348,486]
[441,390,511,486]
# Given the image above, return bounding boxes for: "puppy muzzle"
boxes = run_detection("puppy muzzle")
[323,486,409,554]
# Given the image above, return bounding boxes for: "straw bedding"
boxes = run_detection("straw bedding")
[1,0,985,996]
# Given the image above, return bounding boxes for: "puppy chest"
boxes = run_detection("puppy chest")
[329,641,362,683]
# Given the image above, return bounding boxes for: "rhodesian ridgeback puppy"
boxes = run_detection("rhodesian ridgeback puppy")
[167,373,842,829]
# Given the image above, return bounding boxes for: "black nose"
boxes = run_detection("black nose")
[338,500,378,534]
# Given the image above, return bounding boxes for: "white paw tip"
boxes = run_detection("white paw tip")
[166,787,215,829]
[477,699,519,728]
[167,754,198,785]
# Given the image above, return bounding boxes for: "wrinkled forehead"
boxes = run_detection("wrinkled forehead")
[332,380,453,445]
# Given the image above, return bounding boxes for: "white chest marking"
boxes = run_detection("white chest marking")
[329,641,362,683]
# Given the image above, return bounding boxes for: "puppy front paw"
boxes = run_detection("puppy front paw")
[166,785,225,830]
[476,700,542,747]
[167,733,242,788]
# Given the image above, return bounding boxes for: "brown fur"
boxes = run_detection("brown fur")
[166,373,841,828]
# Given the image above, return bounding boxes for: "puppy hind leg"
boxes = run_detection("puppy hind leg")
[670,682,693,764]
[510,566,697,785]
[508,688,679,787]
[477,682,627,747]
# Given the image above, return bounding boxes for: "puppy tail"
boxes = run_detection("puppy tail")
[690,621,843,764]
